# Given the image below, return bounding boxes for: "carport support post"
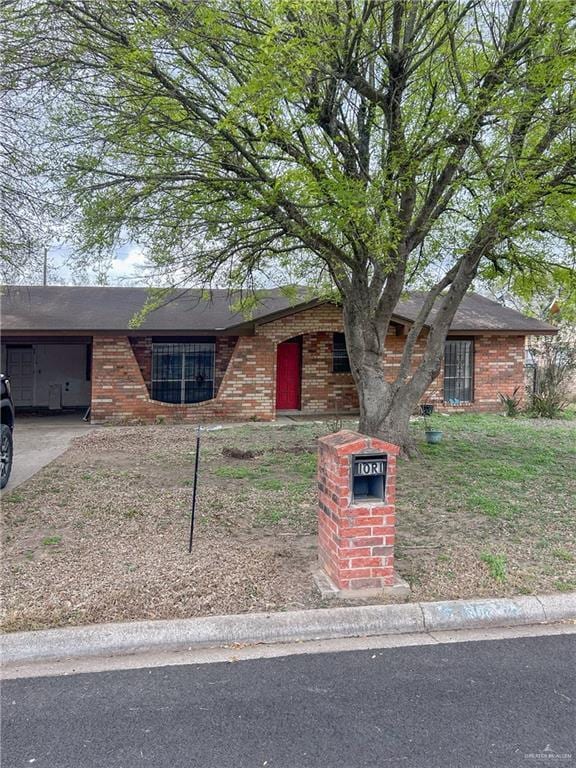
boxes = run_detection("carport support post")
[315,430,409,599]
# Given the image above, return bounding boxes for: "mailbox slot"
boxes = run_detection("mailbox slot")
[352,454,387,503]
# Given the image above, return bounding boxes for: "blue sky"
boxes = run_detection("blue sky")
[48,242,148,285]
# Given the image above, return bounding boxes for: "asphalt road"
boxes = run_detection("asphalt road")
[2,634,574,768]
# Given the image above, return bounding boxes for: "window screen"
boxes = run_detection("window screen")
[444,340,473,403]
[152,343,215,404]
[333,333,351,373]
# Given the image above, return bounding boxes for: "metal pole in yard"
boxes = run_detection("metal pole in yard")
[188,425,201,553]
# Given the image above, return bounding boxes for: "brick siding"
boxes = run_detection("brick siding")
[473,334,526,409]
[90,303,526,423]
[301,332,358,413]
[129,337,152,389]
[215,336,239,393]
[317,431,399,591]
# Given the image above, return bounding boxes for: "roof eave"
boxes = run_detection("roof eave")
[1,327,253,337]
[448,327,558,336]
[235,297,328,330]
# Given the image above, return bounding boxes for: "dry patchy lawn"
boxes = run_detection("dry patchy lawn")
[1,414,575,631]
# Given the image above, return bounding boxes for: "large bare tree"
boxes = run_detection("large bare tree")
[4,0,575,451]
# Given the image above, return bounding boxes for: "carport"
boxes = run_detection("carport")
[0,336,92,413]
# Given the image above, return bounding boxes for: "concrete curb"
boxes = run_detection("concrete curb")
[2,593,575,667]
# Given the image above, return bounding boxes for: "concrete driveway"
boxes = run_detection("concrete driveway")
[4,415,94,491]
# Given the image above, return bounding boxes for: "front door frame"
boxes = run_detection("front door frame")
[275,337,302,411]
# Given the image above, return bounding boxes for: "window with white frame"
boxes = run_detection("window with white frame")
[151,342,215,404]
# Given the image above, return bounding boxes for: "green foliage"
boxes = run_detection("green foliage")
[467,492,514,520]
[480,553,508,583]
[253,477,284,491]
[288,452,317,479]
[255,506,286,526]
[527,338,576,418]
[554,580,576,593]
[4,0,576,436]
[4,0,574,299]
[528,392,568,419]
[553,549,574,563]
[128,289,172,329]
[498,387,522,418]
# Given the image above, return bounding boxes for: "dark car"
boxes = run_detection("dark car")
[1,373,15,489]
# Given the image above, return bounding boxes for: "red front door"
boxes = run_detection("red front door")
[275,340,301,410]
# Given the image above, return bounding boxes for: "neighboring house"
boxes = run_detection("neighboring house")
[0,285,557,423]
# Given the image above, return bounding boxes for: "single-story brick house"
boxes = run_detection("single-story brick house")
[1,285,557,423]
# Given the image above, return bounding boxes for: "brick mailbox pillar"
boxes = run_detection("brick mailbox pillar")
[316,430,408,598]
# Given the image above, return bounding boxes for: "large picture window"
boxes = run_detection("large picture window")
[444,339,473,403]
[152,342,215,404]
[333,333,351,373]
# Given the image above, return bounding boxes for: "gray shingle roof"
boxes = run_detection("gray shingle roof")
[394,291,557,334]
[1,285,313,333]
[0,285,557,335]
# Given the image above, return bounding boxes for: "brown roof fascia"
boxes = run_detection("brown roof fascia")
[447,328,557,336]
[1,328,253,337]
[251,300,422,334]
[125,328,253,337]
[0,334,92,344]
[241,298,328,329]
[2,330,96,338]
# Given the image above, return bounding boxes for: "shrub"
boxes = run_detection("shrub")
[498,387,522,417]
[528,391,567,419]
[527,338,576,419]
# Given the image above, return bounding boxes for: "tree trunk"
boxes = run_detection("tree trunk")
[343,299,441,457]
[355,372,421,457]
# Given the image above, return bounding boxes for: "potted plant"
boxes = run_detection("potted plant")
[419,388,441,418]
[423,413,443,444]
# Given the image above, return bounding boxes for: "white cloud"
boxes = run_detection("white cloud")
[108,246,148,282]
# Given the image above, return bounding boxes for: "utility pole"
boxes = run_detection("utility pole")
[43,247,48,285]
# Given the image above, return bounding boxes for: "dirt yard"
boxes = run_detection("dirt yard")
[2,414,575,631]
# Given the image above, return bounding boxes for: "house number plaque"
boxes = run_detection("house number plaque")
[352,454,387,502]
